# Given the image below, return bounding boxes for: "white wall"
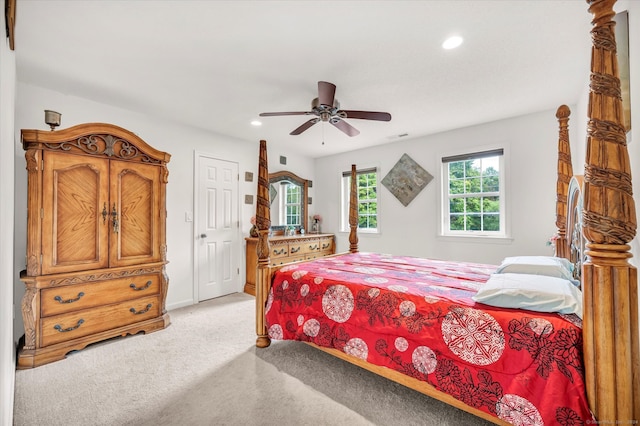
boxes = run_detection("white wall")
[314,108,572,265]
[13,83,316,337]
[0,21,16,426]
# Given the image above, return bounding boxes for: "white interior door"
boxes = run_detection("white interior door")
[196,155,239,301]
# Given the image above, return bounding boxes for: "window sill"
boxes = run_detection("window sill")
[437,234,514,245]
[339,229,380,236]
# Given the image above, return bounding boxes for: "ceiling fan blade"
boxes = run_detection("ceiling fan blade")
[290,118,319,135]
[317,81,336,107]
[330,118,360,137]
[341,110,392,121]
[259,111,310,117]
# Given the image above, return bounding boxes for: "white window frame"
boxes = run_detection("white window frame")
[440,147,509,239]
[341,166,380,234]
[280,182,301,226]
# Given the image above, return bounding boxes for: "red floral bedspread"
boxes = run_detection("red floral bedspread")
[265,252,593,425]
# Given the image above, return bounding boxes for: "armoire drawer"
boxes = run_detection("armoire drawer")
[40,295,160,347]
[41,274,161,317]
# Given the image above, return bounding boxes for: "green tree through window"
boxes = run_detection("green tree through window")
[342,167,378,233]
[444,150,503,234]
[284,184,301,225]
[357,172,378,229]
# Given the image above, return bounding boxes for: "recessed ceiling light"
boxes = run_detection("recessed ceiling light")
[251,120,262,126]
[442,36,463,50]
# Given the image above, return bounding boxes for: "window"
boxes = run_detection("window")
[442,149,505,236]
[281,183,301,226]
[342,167,379,233]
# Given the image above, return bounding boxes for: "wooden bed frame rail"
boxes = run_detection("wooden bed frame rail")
[255,0,639,422]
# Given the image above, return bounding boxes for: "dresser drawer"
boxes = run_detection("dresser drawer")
[319,237,334,254]
[41,274,161,317]
[41,295,160,347]
[288,241,319,256]
[299,241,321,254]
[270,243,289,259]
[305,252,323,261]
[287,242,304,256]
[270,257,297,266]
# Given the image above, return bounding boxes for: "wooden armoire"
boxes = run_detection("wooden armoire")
[18,123,171,369]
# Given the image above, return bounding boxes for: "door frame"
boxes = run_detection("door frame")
[192,150,241,303]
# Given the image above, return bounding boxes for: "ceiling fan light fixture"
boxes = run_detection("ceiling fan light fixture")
[251,120,262,126]
[259,81,391,137]
[442,35,463,50]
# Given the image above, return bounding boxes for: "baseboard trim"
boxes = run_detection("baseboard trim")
[166,299,194,311]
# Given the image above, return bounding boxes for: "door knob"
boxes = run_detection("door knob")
[200,233,207,238]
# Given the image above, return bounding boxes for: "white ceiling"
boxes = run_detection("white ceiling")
[15,1,593,158]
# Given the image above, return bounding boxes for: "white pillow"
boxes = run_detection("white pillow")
[496,256,575,282]
[473,273,583,318]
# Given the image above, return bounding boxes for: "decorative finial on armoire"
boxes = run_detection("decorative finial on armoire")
[44,110,61,131]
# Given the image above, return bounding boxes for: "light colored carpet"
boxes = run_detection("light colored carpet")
[13,292,492,426]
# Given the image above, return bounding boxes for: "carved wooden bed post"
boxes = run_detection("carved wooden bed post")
[255,140,272,348]
[349,164,359,253]
[555,105,573,259]
[583,0,639,421]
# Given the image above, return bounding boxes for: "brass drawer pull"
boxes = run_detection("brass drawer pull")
[322,243,330,249]
[130,303,153,315]
[309,244,319,250]
[129,280,152,291]
[54,292,85,304]
[54,319,84,333]
[290,247,300,253]
[273,248,287,255]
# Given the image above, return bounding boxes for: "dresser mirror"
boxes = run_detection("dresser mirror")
[269,170,308,234]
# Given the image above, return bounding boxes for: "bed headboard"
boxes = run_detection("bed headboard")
[566,175,586,282]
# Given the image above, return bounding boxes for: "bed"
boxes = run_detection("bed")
[253,0,639,424]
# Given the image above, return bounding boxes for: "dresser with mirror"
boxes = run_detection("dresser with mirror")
[268,170,308,233]
[244,170,335,295]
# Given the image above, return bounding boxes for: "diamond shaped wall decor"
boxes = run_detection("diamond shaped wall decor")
[381,153,433,207]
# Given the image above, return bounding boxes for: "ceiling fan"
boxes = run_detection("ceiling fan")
[259,81,392,137]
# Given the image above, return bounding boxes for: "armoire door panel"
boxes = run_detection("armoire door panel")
[109,161,161,267]
[42,152,109,275]
[120,171,153,257]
